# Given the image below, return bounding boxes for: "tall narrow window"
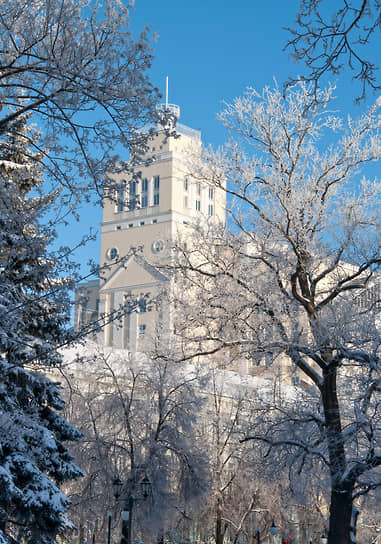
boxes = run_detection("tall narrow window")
[139,298,147,313]
[115,185,125,213]
[208,187,214,200]
[79,297,88,325]
[141,178,148,208]
[129,181,137,210]
[154,175,160,206]
[196,200,201,211]
[197,183,201,195]
[208,204,214,216]
[184,178,188,191]
[139,324,146,338]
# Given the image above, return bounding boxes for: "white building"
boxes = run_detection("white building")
[75,104,226,351]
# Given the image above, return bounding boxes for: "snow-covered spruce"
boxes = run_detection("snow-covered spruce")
[0,112,82,544]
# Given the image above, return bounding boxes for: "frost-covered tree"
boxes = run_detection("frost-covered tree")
[0,1,160,540]
[197,369,286,544]
[170,83,381,544]
[285,0,381,101]
[0,112,82,544]
[0,0,159,200]
[64,347,207,543]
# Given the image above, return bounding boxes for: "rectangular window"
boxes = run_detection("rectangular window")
[153,175,160,206]
[184,178,188,191]
[115,185,125,213]
[153,219,157,224]
[139,324,146,338]
[129,181,136,195]
[128,181,137,210]
[196,200,201,211]
[80,299,88,325]
[197,183,201,195]
[208,187,214,199]
[208,204,214,216]
[139,299,147,313]
[141,178,148,208]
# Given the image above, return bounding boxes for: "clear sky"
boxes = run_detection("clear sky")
[132,1,298,144]
[67,0,381,280]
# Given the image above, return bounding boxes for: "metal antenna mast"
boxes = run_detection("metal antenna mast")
[158,76,180,120]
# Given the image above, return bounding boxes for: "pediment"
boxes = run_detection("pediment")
[100,255,168,292]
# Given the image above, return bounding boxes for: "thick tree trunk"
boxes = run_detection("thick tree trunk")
[328,488,353,544]
[320,364,354,544]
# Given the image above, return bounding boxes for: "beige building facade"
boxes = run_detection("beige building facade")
[75,111,226,351]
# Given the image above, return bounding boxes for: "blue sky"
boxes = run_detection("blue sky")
[132,1,300,144]
[67,0,381,280]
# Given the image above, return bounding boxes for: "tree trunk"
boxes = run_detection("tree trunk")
[328,487,353,544]
[320,364,354,544]
[216,497,224,544]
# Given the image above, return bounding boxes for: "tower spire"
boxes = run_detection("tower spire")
[158,76,180,120]
[165,76,169,110]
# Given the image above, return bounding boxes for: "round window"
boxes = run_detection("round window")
[151,240,164,253]
[107,247,119,260]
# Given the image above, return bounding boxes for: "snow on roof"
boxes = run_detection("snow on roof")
[60,341,298,403]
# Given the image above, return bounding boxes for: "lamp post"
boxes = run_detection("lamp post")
[113,475,152,544]
[0,510,7,533]
[107,512,112,544]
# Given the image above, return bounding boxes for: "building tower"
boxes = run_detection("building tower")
[75,90,226,351]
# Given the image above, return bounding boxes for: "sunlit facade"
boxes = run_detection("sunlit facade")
[75,114,226,350]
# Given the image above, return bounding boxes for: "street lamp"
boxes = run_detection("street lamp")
[107,512,112,544]
[269,521,278,536]
[113,475,152,544]
[140,475,151,499]
[269,521,278,543]
[112,477,124,500]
